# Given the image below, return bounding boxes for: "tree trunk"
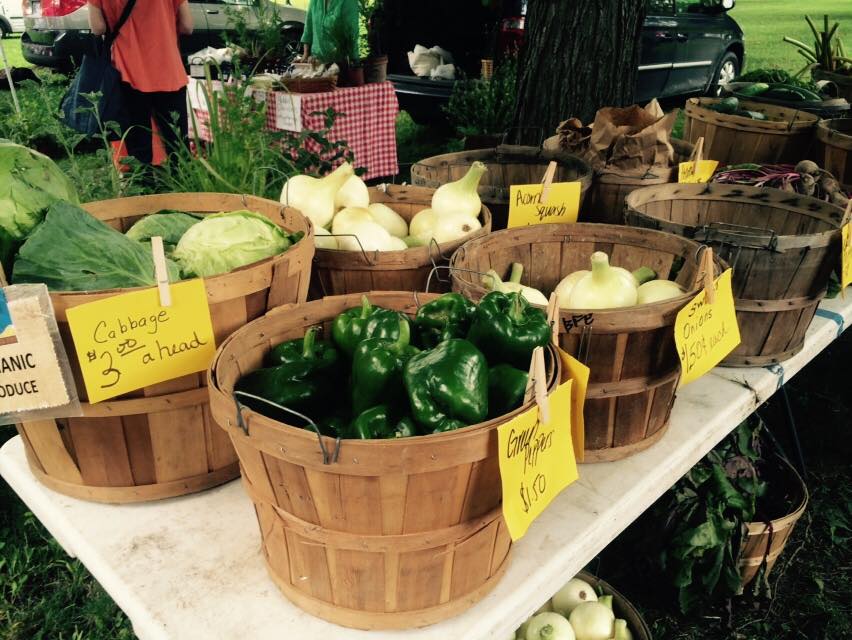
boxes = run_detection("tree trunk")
[515,0,646,142]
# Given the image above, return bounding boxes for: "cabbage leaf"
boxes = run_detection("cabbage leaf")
[125,210,201,250]
[12,201,181,291]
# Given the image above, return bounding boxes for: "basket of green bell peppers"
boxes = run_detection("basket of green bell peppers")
[234,291,552,440]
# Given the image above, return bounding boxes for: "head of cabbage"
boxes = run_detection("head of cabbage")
[0,140,78,270]
[173,210,299,278]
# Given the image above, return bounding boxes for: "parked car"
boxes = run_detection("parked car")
[392,0,744,124]
[20,0,304,69]
[0,0,25,36]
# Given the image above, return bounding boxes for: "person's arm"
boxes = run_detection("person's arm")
[88,1,107,36]
[176,0,193,35]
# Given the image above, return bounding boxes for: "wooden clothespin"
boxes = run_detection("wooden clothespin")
[151,236,172,307]
[546,292,560,346]
[540,160,558,205]
[690,136,705,165]
[523,346,550,423]
[701,246,716,305]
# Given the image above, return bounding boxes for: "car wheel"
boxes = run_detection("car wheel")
[709,52,740,96]
[0,24,9,39]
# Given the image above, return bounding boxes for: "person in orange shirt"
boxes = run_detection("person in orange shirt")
[88,0,193,165]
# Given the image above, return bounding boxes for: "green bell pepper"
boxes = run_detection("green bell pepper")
[351,318,419,416]
[351,405,418,439]
[331,295,410,356]
[235,360,327,416]
[467,291,551,370]
[414,292,476,348]
[487,364,528,419]
[264,326,340,372]
[403,338,488,433]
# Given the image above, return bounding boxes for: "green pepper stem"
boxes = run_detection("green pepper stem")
[509,262,524,284]
[359,295,372,319]
[394,317,411,349]
[302,326,319,359]
[508,292,525,323]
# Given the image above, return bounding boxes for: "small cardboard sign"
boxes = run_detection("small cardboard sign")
[0,284,80,425]
[842,222,852,291]
[507,182,581,228]
[675,269,741,386]
[66,280,216,403]
[678,160,719,184]
[498,379,578,541]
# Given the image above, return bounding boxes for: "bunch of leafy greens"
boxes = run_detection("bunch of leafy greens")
[125,211,201,254]
[12,201,180,291]
[172,210,302,278]
[657,416,769,613]
[443,56,518,138]
[0,140,78,271]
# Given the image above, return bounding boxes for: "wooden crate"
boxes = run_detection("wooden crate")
[18,193,314,503]
[583,138,694,225]
[814,118,852,191]
[410,146,592,230]
[449,223,721,462]
[208,291,560,629]
[625,183,849,366]
[683,98,819,165]
[738,457,808,587]
[311,185,491,297]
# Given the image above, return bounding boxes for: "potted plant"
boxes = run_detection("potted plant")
[784,14,852,102]
[323,18,364,87]
[359,0,388,83]
[656,416,809,612]
[443,57,517,150]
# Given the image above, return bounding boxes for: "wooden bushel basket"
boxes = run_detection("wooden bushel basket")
[410,146,592,230]
[577,572,653,640]
[17,193,314,503]
[208,292,560,629]
[625,183,849,366]
[738,457,808,588]
[583,138,694,226]
[449,223,722,462]
[683,98,819,165]
[310,185,491,297]
[814,118,852,191]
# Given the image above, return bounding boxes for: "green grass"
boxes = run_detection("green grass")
[0,35,30,69]
[732,0,852,73]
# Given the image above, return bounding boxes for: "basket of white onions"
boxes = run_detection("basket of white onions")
[450,222,726,462]
[514,572,651,640]
[280,162,492,296]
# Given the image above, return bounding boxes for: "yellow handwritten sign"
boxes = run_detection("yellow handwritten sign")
[675,269,741,386]
[842,223,852,290]
[508,182,581,228]
[66,280,215,403]
[498,380,578,541]
[678,160,719,184]
[556,347,589,462]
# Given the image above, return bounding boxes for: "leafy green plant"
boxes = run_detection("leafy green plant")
[224,0,294,67]
[443,56,518,138]
[658,417,770,613]
[784,14,852,75]
[158,67,355,200]
[0,73,79,155]
[358,0,384,58]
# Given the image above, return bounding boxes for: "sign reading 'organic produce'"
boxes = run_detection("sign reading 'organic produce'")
[507,182,581,228]
[674,269,741,386]
[498,380,577,541]
[0,285,80,425]
[841,222,852,290]
[678,160,719,184]
[66,280,215,403]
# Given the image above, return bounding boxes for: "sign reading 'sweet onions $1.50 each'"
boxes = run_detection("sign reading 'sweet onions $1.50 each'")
[497,380,578,541]
[508,182,581,228]
[66,280,216,403]
[674,269,741,386]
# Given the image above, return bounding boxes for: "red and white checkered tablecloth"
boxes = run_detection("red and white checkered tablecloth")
[190,81,399,180]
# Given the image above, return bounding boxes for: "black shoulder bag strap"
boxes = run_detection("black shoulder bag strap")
[105,0,138,47]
